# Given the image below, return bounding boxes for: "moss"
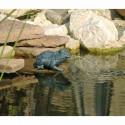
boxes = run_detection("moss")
[67,48,80,55]
[80,45,125,54]
[88,47,124,54]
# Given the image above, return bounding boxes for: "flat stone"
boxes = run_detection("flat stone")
[0,58,24,73]
[0,46,15,58]
[0,20,44,44]
[45,9,69,25]
[15,46,64,57]
[17,35,69,47]
[19,58,69,74]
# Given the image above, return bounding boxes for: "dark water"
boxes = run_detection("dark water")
[1,50,125,116]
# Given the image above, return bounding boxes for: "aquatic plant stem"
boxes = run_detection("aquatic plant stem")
[0,10,31,81]
[0,10,20,61]
[0,9,16,24]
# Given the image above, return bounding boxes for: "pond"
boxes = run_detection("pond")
[1,50,125,116]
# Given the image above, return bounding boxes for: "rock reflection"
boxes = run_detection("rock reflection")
[64,54,118,84]
[35,73,71,91]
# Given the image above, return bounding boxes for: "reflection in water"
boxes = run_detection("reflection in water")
[35,73,71,91]
[95,81,113,116]
[1,50,125,116]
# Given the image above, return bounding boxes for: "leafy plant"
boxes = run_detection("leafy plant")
[0,9,31,81]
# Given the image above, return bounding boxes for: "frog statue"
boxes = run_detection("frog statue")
[33,48,71,71]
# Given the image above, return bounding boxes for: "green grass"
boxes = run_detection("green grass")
[0,9,18,61]
[0,9,31,81]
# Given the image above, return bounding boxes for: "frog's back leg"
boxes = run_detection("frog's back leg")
[52,66,64,71]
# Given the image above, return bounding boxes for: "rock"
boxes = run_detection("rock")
[65,37,80,54]
[69,10,121,53]
[0,58,24,73]
[71,9,112,20]
[0,14,19,21]
[43,24,68,36]
[109,9,123,20]
[34,13,52,27]
[0,9,41,19]
[17,35,69,47]
[116,9,125,18]
[0,46,15,58]
[0,20,44,44]
[113,20,125,28]
[15,46,64,57]
[45,9,69,25]
[68,9,76,14]
[90,9,112,20]
[22,20,36,25]
[64,22,70,33]
[118,27,125,45]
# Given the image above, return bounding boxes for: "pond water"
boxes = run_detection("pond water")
[1,50,125,116]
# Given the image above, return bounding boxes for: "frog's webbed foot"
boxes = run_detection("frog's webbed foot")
[37,65,44,69]
[53,66,64,71]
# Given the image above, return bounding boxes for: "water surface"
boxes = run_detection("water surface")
[1,50,125,116]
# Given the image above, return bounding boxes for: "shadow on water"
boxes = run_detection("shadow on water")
[1,49,125,116]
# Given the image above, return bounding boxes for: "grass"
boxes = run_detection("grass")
[0,9,31,81]
[0,9,18,61]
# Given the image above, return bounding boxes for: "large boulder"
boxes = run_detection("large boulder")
[0,20,44,44]
[45,9,69,25]
[17,35,69,47]
[0,58,24,73]
[0,46,15,58]
[69,10,122,53]
[43,24,68,36]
